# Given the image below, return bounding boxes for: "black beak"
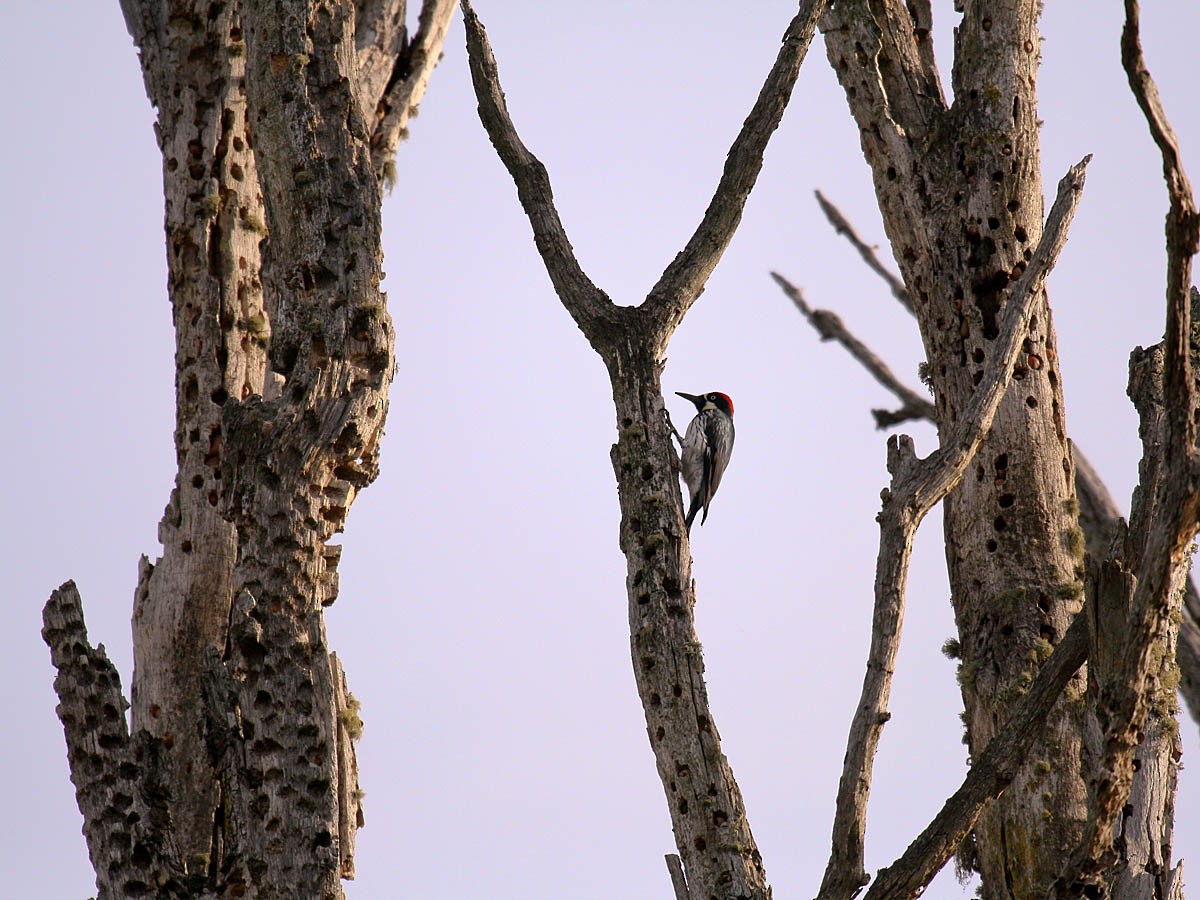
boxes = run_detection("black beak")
[675,391,702,407]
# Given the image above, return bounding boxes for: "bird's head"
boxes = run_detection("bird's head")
[676,391,734,417]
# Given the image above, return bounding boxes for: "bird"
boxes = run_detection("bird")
[674,391,735,533]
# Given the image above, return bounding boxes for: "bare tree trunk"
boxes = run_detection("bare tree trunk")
[119,0,268,861]
[821,3,1088,892]
[43,0,454,896]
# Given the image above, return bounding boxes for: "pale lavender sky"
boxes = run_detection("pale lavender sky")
[4,2,1198,897]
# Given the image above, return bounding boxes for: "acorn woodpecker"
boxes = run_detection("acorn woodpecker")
[675,391,735,533]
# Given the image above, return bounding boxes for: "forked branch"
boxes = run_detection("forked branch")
[818,156,1091,900]
[461,0,828,351]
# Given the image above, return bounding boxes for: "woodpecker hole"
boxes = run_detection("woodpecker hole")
[994,453,1009,473]
[987,216,1000,229]
[672,684,683,698]
[181,540,193,553]
[679,798,689,814]
[1008,199,1021,212]
[998,493,1015,508]
[1028,354,1043,370]
[694,837,707,852]
[1037,595,1052,612]
[208,491,219,507]
[1041,624,1058,643]
[1015,225,1028,243]
[640,464,654,481]
[994,516,1007,532]
[976,465,985,482]
[650,693,661,707]
[1027,396,1038,408]
[713,810,729,826]
[986,539,999,552]
[675,763,691,778]
[1048,369,1058,387]
[654,726,665,741]
[1000,623,1014,636]
[982,16,992,30]
[972,348,985,363]
[192,475,204,488]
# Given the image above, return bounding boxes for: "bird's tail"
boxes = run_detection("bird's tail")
[685,499,700,534]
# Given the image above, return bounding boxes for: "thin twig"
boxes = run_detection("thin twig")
[817,156,1091,900]
[814,191,912,313]
[771,271,933,426]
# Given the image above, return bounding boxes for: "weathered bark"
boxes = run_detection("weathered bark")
[818,157,1091,900]
[788,191,1200,727]
[45,0,452,896]
[461,1,828,896]
[119,0,269,863]
[821,2,1090,894]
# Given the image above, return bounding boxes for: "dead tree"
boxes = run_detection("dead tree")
[459,1,828,898]
[42,0,454,896]
[790,0,1196,897]
[465,1,1197,899]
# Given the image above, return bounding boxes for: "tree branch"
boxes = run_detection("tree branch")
[1122,0,1199,457]
[865,617,1088,900]
[665,854,690,900]
[813,191,912,313]
[459,0,620,349]
[792,193,1200,730]
[642,0,828,338]
[771,271,933,425]
[1053,8,1200,883]
[43,582,187,898]
[354,0,410,122]
[369,0,458,183]
[817,156,1090,900]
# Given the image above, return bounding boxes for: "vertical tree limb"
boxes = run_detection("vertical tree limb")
[119,0,270,862]
[460,2,828,896]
